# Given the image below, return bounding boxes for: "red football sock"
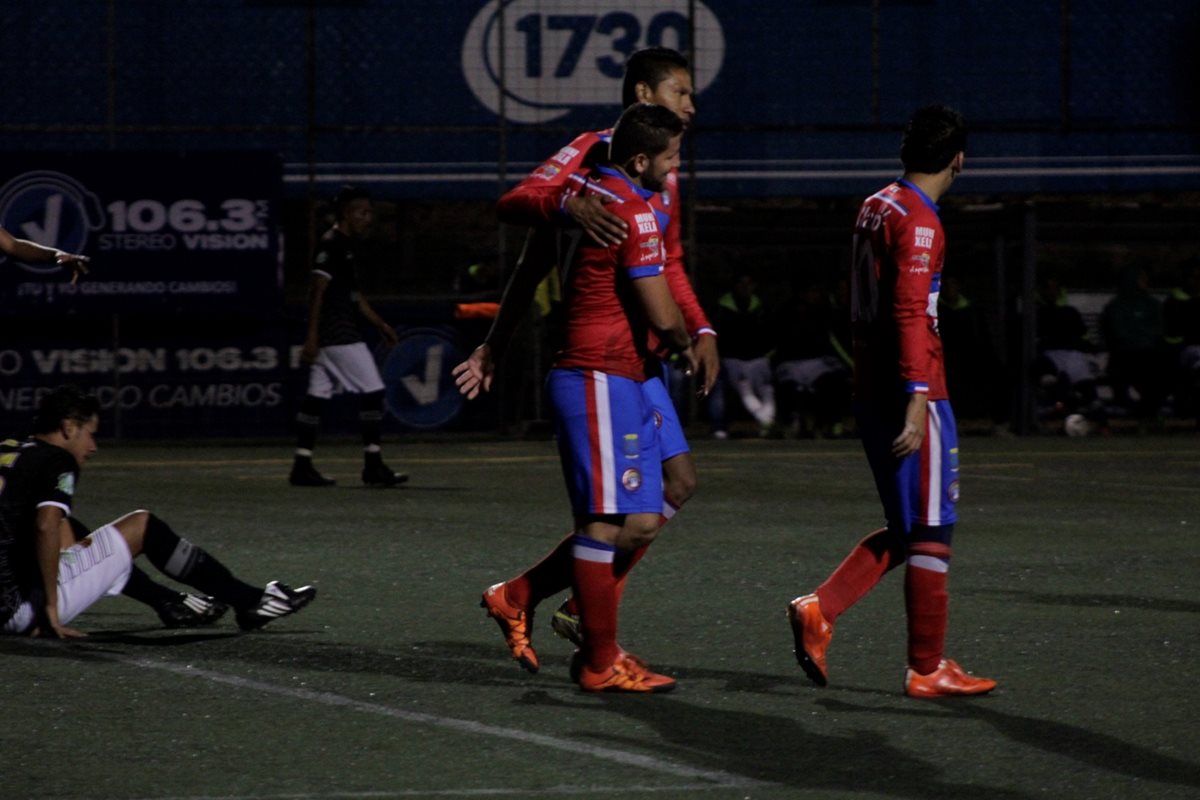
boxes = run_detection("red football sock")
[572,535,620,670]
[613,544,649,603]
[566,507,667,615]
[905,545,950,675]
[815,527,903,624]
[505,532,575,609]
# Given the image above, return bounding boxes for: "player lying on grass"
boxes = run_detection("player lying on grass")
[0,385,316,638]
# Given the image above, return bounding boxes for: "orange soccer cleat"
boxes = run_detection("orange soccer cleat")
[904,659,997,698]
[480,582,539,674]
[577,651,676,693]
[788,593,833,687]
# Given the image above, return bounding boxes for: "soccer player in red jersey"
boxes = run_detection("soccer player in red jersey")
[468,105,696,691]
[456,48,716,646]
[788,106,996,698]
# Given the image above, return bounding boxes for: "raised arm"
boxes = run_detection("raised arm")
[0,226,89,283]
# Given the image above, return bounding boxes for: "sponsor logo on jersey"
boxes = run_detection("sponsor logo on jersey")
[623,433,639,459]
[534,163,562,181]
[634,212,657,234]
[56,472,75,496]
[551,146,580,166]
[906,252,931,274]
[622,468,642,491]
[914,226,936,248]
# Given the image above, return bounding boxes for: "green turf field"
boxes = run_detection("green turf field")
[3,435,1197,800]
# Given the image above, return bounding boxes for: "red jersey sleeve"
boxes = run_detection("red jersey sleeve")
[890,214,938,393]
[659,175,713,337]
[618,205,666,279]
[495,131,607,226]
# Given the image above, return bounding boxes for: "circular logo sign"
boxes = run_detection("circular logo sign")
[462,1,726,124]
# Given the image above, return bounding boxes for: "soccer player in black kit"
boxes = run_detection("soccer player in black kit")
[0,386,316,638]
[289,185,407,488]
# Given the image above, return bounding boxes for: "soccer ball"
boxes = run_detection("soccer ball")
[1063,413,1090,437]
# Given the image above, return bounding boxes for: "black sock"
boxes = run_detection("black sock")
[140,514,262,610]
[360,390,385,450]
[296,394,325,452]
[121,566,184,610]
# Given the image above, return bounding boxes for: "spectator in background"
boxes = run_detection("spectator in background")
[1102,267,1167,425]
[772,280,851,438]
[1163,257,1200,426]
[1032,274,1103,422]
[938,275,1009,433]
[714,274,776,436]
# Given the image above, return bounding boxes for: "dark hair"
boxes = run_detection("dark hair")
[331,185,372,220]
[900,105,967,173]
[621,47,690,108]
[34,385,100,434]
[609,103,685,164]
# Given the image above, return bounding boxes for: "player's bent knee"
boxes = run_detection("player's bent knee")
[624,516,661,549]
[110,510,152,553]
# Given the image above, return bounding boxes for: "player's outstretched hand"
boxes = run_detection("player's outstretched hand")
[565,194,627,246]
[452,344,495,400]
[56,252,90,285]
[692,334,720,397]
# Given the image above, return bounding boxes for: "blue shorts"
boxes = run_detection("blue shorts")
[642,373,689,461]
[855,398,959,533]
[548,368,664,516]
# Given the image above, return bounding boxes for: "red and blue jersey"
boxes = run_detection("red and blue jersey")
[496,128,713,341]
[551,166,667,382]
[849,179,948,403]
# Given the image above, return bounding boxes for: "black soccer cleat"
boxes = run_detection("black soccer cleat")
[362,460,408,487]
[157,593,230,628]
[236,581,317,631]
[289,459,336,487]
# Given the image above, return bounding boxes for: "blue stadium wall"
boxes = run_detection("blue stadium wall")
[3,0,1197,198]
[1,1,1197,438]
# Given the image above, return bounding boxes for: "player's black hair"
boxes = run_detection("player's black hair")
[609,103,685,164]
[900,105,967,174]
[33,385,100,434]
[621,47,690,108]
[331,185,372,220]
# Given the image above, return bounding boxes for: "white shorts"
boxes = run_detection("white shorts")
[3,524,133,634]
[307,342,385,398]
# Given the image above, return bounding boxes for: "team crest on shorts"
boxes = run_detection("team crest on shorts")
[622,468,642,491]
[623,433,639,459]
[653,410,663,429]
[947,480,960,503]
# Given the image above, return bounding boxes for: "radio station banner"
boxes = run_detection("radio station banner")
[0,152,281,314]
[0,311,498,439]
